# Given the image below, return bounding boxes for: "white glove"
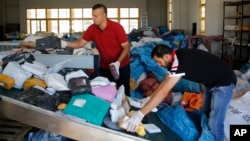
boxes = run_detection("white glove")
[138,96,151,108]
[83,50,94,56]
[109,61,120,78]
[125,111,144,132]
[61,40,67,48]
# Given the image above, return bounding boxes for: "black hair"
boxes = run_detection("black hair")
[151,44,172,58]
[92,3,107,14]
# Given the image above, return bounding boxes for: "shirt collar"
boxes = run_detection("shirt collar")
[171,50,176,63]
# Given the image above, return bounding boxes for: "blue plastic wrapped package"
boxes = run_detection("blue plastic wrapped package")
[156,105,199,141]
[63,94,110,126]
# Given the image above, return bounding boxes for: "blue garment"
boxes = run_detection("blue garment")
[130,41,201,93]
[202,83,234,141]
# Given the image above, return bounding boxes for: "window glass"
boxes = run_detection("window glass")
[31,20,38,34]
[59,9,70,18]
[47,9,58,18]
[129,19,138,32]
[83,8,92,18]
[72,20,83,32]
[59,20,70,33]
[71,9,82,18]
[120,8,129,18]
[26,20,30,33]
[83,20,93,31]
[48,20,58,33]
[201,6,205,18]
[130,8,139,18]
[27,9,36,19]
[167,0,172,30]
[37,9,46,19]
[200,0,206,34]
[120,19,129,33]
[201,0,206,5]
[41,20,46,31]
[201,20,205,32]
[108,8,118,18]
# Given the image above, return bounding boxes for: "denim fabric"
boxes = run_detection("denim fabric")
[174,78,201,93]
[202,83,234,141]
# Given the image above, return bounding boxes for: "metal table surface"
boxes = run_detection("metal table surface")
[0,88,182,141]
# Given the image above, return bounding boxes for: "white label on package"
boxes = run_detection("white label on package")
[73,99,86,107]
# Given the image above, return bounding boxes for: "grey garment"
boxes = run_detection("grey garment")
[36,35,61,50]
[36,36,74,55]
[15,87,61,111]
[2,51,35,67]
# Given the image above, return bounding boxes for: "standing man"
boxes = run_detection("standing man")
[125,44,236,141]
[62,4,131,96]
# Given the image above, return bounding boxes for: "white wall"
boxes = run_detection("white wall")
[172,0,190,33]
[147,0,167,27]
[206,0,224,36]
[172,0,228,36]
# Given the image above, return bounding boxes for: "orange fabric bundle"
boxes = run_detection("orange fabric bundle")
[181,92,203,111]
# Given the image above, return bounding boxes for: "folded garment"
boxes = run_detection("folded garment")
[2,51,35,67]
[181,92,203,111]
[36,36,61,50]
[15,87,61,111]
[90,76,111,86]
[91,85,117,102]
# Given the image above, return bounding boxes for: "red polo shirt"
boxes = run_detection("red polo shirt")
[82,19,130,69]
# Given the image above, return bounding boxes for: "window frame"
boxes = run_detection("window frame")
[26,7,140,34]
[200,0,206,35]
[167,0,172,30]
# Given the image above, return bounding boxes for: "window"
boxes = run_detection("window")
[200,0,206,34]
[167,0,172,30]
[119,8,139,33]
[26,8,139,34]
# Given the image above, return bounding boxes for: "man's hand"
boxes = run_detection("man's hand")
[61,40,67,48]
[125,111,144,132]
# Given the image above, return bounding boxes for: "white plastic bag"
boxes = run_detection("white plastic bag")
[46,59,71,74]
[21,61,47,79]
[44,73,69,91]
[2,62,32,89]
